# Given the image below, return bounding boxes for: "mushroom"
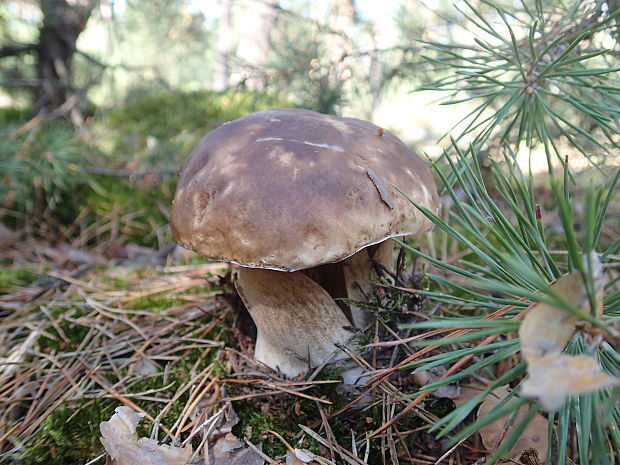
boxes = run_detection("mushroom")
[171,108,439,377]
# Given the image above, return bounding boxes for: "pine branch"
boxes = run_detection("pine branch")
[0,43,38,59]
[419,0,620,162]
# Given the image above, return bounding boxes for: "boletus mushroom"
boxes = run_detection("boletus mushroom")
[171,108,439,377]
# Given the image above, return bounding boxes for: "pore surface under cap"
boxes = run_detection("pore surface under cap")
[171,108,439,271]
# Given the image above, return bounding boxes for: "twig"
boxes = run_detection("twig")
[244,438,276,464]
[89,372,175,442]
[175,366,217,439]
[0,324,44,383]
[316,401,337,462]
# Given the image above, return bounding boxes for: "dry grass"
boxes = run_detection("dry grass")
[0,223,492,465]
[0,255,229,458]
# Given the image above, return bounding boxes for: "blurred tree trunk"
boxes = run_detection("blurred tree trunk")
[33,0,96,114]
[368,9,392,119]
[236,0,279,90]
[329,0,356,30]
[214,0,233,91]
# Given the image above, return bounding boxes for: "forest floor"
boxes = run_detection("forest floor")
[1,97,618,464]
[0,220,501,465]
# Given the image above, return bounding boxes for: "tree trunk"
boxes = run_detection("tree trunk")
[236,0,279,90]
[33,0,95,114]
[328,0,356,31]
[214,0,233,91]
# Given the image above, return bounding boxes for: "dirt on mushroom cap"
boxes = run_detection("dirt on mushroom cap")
[171,108,439,271]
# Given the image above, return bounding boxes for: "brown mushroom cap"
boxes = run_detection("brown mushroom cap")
[171,108,439,271]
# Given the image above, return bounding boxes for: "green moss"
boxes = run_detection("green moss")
[211,360,229,378]
[38,307,91,353]
[126,294,183,313]
[0,107,29,125]
[234,403,290,458]
[20,400,115,465]
[127,286,213,313]
[128,372,188,427]
[0,268,38,291]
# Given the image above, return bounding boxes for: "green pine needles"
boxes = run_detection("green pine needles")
[400,144,619,464]
[400,1,620,463]
[420,0,620,168]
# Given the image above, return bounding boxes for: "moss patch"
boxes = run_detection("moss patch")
[21,401,116,465]
[37,306,91,353]
[0,268,38,292]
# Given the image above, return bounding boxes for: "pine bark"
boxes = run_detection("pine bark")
[33,0,95,114]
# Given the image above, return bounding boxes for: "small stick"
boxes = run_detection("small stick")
[267,430,302,462]
[175,369,218,439]
[316,401,337,462]
[89,372,175,441]
[244,438,277,464]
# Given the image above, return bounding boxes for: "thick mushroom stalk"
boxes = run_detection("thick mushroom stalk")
[301,240,394,330]
[235,267,355,377]
[235,240,393,377]
[342,240,393,328]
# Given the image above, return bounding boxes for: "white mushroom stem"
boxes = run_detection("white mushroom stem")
[369,239,395,271]
[342,240,394,328]
[235,267,355,377]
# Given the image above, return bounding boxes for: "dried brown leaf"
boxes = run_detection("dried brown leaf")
[518,260,618,410]
[478,387,549,461]
[100,406,192,465]
[519,273,585,361]
[211,433,264,465]
[411,368,461,398]
[521,354,620,411]
[451,383,486,408]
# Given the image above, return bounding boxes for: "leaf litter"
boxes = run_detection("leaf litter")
[100,405,265,465]
[518,254,620,411]
[1,227,485,465]
[476,386,548,461]
[2,216,620,465]
[100,406,192,465]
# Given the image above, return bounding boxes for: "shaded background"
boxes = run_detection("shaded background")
[1,0,619,267]
[0,0,474,257]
